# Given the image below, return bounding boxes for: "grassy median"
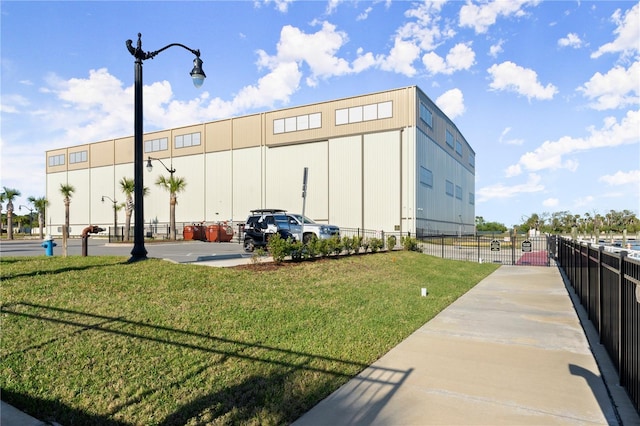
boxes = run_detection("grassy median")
[1,251,498,425]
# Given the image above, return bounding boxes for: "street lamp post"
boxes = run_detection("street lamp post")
[19,205,34,235]
[101,196,118,239]
[146,156,175,175]
[126,33,205,262]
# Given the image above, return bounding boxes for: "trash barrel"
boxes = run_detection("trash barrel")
[206,224,220,242]
[192,224,205,241]
[219,223,234,242]
[183,225,194,240]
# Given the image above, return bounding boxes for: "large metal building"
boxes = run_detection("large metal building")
[45,86,476,237]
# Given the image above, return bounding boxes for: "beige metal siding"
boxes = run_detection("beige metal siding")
[265,141,329,220]
[265,87,415,147]
[46,148,68,174]
[233,114,262,149]
[329,135,362,229]
[91,166,117,226]
[114,136,134,164]
[205,120,232,152]
[205,150,233,221]
[172,124,205,158]
[363,130,401,231]
[232,147,263,218]
[90,141,114,168]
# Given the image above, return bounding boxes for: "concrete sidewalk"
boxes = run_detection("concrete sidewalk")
[294,266,637,426]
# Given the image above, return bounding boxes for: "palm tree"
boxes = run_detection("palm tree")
[154,175,187,240]
[2,187,21,240]
[119,177,149,242]
[29,196,49,239]
[0,192,5,236]
[119,177,135,241]
[59,184,75,237]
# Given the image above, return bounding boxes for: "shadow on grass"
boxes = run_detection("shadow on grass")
[2,389,128,426]
[0,258,129,281]
[1,302,413,424]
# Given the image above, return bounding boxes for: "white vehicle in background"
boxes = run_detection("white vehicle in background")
[286,213,340,243]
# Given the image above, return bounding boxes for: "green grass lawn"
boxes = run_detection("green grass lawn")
[1,252,499,425]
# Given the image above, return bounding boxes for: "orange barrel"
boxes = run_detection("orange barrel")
[219,223,234,242]
[192,224,204,241]
[183,225,194,240]
[206,224,220,242]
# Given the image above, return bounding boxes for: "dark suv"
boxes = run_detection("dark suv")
[243,209,300,252]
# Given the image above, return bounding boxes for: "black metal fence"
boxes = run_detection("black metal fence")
[556,237,640,415]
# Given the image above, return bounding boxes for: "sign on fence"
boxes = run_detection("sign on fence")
[522,240,532,252]
[490,240,501,252]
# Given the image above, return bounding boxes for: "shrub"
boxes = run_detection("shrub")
[342,236,354,255]
[352,236,363,254]
[361,238,370,253]
[387,235,397,250]
[401,236,421,252]
[317,238,331,257]
[369,238,383,253]
[328,236,343,255]
[267,233,290,263]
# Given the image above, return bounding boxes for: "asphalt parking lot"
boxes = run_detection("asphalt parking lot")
[0,237,250,264]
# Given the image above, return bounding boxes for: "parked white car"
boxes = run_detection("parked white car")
[286,213,340,243]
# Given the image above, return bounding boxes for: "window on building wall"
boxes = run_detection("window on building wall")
[145,137,168,153]
[419,166,433,187]
[378,101,392,118]
[175,132,201,149]
[455,185,462,200]
[419,102,433,127]
[469,152,475,168]
[446,130,454,148]
[69,151,87,164]
[455,140,463,156]
[469,192,475,205]
[273,112,322,134]
[49,154,65,166]
[363,104,377,121]
[335,101,392,125]
[446,180,454,197]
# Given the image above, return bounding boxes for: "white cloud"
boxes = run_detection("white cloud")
[487,61,558,100]
[258,0,293,13]
[402,1,452,51]
[422,42,476,75]
[599,170,640,186]
[543,198,559,207]
[379,37,421,76]
[459,0,541,34]
[507,109,640,175]
[265,22,352,86]
[435,88,465,119]
[477,173,544,202]
[591,3,639,59]
[0,94,30,114]
[499,127,524,146]
[578,61,640,110]
[489,39,504,58]
[357,7,373,21]
[558,33,583,48]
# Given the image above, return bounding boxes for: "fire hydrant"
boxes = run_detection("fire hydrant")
[81,225,105,256]
[41,235,57,256]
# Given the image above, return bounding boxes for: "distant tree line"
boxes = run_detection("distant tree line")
[476,209,638,235]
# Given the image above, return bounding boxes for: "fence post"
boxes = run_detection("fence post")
[617,250,627,383]
[598,245,604,342]
[477,235,481,263]
[441,235,445,259]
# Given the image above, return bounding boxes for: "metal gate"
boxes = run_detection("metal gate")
[418,234,555,266]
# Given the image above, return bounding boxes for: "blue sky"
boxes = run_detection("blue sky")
[1,0,638,228]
